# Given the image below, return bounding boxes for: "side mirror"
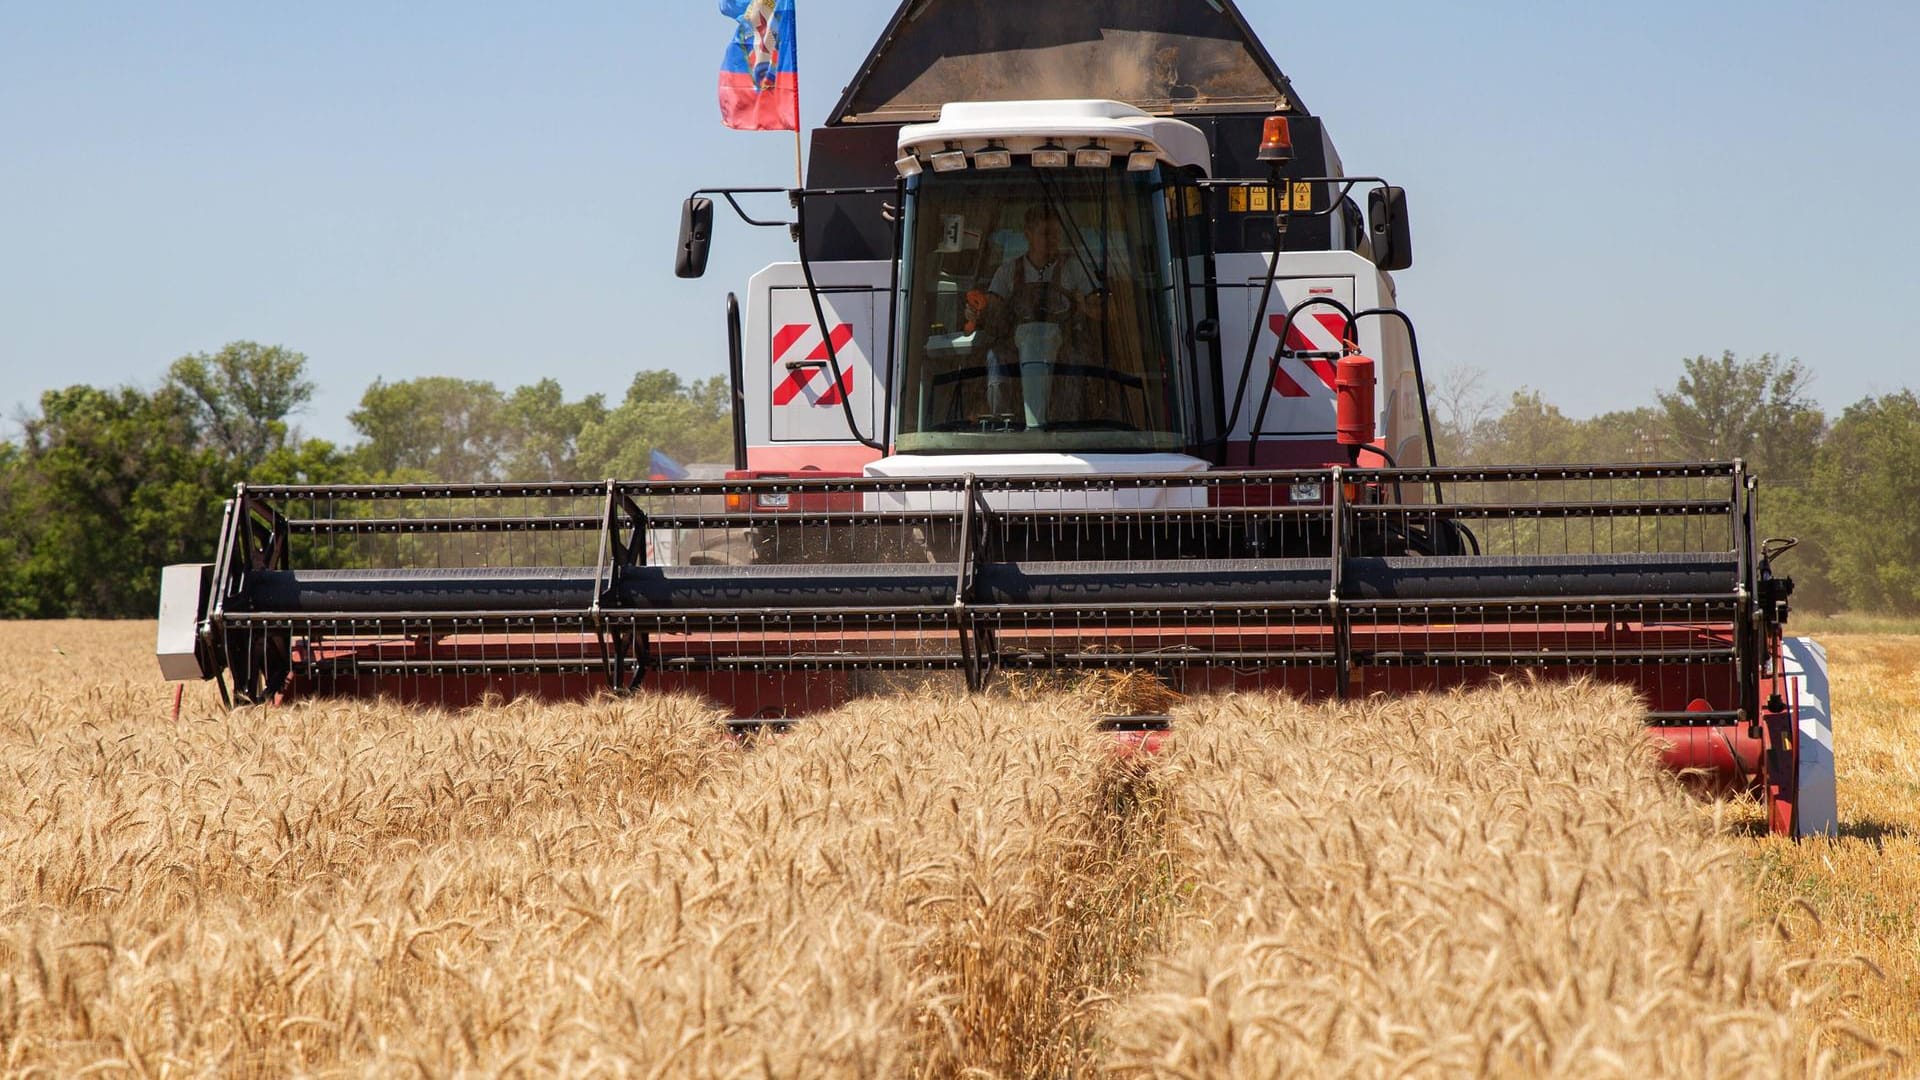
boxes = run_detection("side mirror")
[675,197,715,279]
[1367,186,1413,271]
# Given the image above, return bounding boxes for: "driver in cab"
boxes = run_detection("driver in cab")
[980,206,1101,427]
[987,205,1093,321]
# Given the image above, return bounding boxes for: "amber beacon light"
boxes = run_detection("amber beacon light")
[1256,114,1293,164]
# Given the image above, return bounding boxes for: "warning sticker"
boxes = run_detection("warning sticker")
[1227,186,1248,213]
[1249,185,1270,212]
[1292,181,1313,212]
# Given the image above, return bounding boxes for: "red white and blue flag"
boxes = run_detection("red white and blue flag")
[718,0,798,132]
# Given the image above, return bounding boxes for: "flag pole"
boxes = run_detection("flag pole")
[790,17,804,189]
[792,107,804,188]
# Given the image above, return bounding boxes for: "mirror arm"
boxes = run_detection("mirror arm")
[690,185,902,230]
[689,187,793,229]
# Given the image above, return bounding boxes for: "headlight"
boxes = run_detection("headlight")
[972,147,1012,170]
[1073,143,1111,169]
[1288,482,1324,504]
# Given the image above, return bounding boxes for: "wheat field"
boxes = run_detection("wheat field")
[0,622,1907,1076]
[1738,627,1920,1069]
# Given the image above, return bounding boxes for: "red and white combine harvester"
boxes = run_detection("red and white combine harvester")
[157,1,1834,836]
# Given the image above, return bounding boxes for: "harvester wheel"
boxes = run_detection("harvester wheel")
[1783,637,1837,838]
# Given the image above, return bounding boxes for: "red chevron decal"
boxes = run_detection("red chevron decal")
[772,323,857,406]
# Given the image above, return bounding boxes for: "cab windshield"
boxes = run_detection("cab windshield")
[894,164,1190,454]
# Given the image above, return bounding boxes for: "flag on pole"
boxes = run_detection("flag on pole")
[646,449,689,481]
[718,0,798,132]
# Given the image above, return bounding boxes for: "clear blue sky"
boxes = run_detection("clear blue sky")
[3,2,1916,445]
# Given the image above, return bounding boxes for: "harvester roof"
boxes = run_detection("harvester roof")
[897,100,1213,172]
[828,0,1306,125]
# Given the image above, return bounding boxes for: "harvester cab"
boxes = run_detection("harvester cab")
[157,0,1838,838]
[708,101,1415,482]
[685,88,1426,486]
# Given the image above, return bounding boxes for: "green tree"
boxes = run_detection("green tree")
[9,384,226,617]
[349,377,509,480]
[1558,406,1667,464]
[501,379,608,481]
[1803,391,1920,613]
[168,341,315,471]
[576,371,733,477]
[1652,352,1829,603]
[1478,390,1583,465]
[0,441,29,617]
[1657,352,1825,482]
[250,436,360,487]
[0,340,347,618]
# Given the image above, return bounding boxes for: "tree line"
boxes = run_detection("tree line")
[1427,352,1920,615]
[1,343,1914,618]
[0,343,731,618]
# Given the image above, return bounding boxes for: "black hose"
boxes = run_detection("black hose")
[881,178,906,448]
[725,293,748,471]
[1351,443,1404,504]
[793,192,885,453]
[1222,204,1286,462]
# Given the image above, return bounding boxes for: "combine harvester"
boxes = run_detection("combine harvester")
[156,1,1835,837]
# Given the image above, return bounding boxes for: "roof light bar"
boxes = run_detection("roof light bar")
[930,148,969,172]
[1126,143,1157,172]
